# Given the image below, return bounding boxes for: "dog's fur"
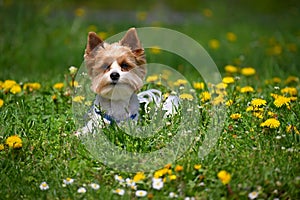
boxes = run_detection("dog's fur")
[77,28,147,135]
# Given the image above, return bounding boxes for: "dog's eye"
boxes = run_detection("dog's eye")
[102,64,110,70]
[120,62,129,69]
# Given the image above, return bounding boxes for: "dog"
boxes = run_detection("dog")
[75,28,178,136]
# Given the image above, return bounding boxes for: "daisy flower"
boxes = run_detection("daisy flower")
[248,191,259,199]
[114,175,124,183]
[113,188,125,196]
[152,178,164,190]
[135,190,147,197]
[39,182,49,190]
[169,192,178,198]
[63,177,74,185]
[90,183,100,190]
[77,187,86,193]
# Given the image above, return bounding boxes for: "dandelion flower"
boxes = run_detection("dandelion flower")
[230,113,241,120]
[39,182,49,190]
[226,99,233,106]
[2,80,17,91]
[251,98,267,107]
[193,82,205,90]
[194,164,202,170]
[6,135,22,149]
[217,170,231,185]
[10,84,22,94]
[63,177,74,185]
[285,76,299,84]
[200,91,211,102]
[150,46,161,54]
[209,39,220,50]
[135,190,147,197]
[179,93,193,101]
[53,82,64,90]
[222,77,235,84]
[174,79,188,86]
[169,175,177,180]
[77,187,86,193]
[74,8,85,17]
[133,172,145,182]
[0,99,4,108]
[281,87,297,96]
[0,144,4,151]
[175,165,183,172]
[90,183,100,190]
[248,191,259,199]
[273,95,291,108]
[146,75,159,82]
[224,65,238,73]
[240,86,254,93]
[226,32,237,42]
[260,118,280,129]
[72,96,85,103]
[23,82,41,91]
[241,67,256,76]
[113,188,125,196]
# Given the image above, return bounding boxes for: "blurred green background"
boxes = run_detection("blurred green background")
[0,0,299,82]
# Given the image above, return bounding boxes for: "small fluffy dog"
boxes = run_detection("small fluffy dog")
[76,28,149,135]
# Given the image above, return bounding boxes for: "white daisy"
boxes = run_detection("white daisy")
[125,178,136,187]
[77,187,87,193]
[152,178,164,190]
[39,182,49,190]
[113,188,125,196]
[135,190,147,197]
[114,175,124,183]
[169,192,178,198]
[90,183,100,190]
[248,191,258,199]
[63,177,74,185]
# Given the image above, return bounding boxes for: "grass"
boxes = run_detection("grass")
[1,1,300,199]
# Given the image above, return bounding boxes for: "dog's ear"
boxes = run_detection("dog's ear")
[85,32,103,56]
[120,28,142,51]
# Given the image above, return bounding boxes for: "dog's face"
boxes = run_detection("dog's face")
[84,28,146,100]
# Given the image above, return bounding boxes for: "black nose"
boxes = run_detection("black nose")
[110,72,120,81]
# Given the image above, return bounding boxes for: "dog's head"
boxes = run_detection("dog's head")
[84,28,146,100]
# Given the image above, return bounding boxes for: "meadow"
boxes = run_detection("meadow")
[0,1,300,199]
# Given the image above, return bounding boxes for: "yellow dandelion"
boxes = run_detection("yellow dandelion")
[2,80,17,91]
[0,144,4,151]
[136,11,147,21]
[280,87,297,96]
[226,32,237,42]
[217,170,231,185]
[224,65,238,73]
[241,67,256,76]
[260,118,280,129]
[226,99,233,106]
[53,82,64,90]
[69,81,79,87]
[273,95,291,108]
[168,175,176,181]
[267,111,276,117]
[240,86,254,93]
[179,93,193,101]
[193,82,205,90]
[74,8,85,17]
[175,165,183,172]
[133,172,145,182]
[216,82,228,90]
[212,95,224,105]
[6,135,22,149]
[202,8,213,17]
[286,125,300,134]
[146,75,159,83]
[87,25,97,32]
[23,82,41,91]
[253,112,263,119]
[230,113,241,120]
[194,164,202,170]
[285,76,299,84]
[10,84,22,94]
[0,99,4,108]
[251,98,267,107]
[272,77,281,83]
[173,79,188,86]
[73,96,85,103]
[200,91,211,102]
[150,46,161,54]
[208,39,220,50]
[98,32,108,40]
[222,77,235,84]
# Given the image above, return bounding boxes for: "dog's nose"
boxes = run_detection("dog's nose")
[110,72,120,81]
